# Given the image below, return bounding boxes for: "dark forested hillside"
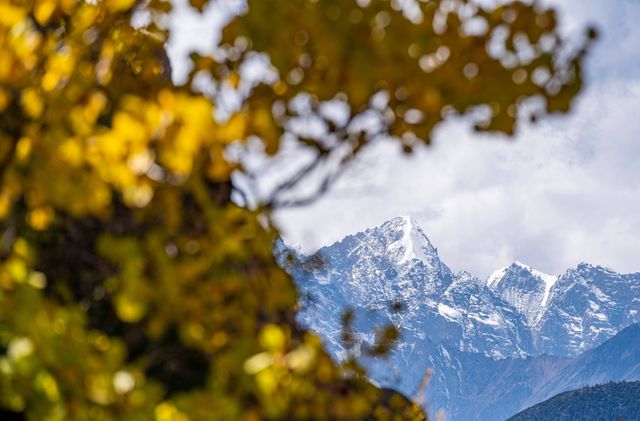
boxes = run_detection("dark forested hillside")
[507,381,640,421]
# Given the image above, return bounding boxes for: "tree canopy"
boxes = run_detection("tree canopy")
[0,0,594,419]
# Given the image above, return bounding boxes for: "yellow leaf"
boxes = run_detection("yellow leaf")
[217,113,246,143]
[123,182,154,208]
[5,258,28,283]
[27,206,54,230]
[285,346,315,373]
[21,89,44,118]
[255,369,278,394]
[107,0,137,12]
[34,0,57,26]
[155,402,190,421]
[34,370,61,401]
[27,271,47,289]
[0,3,27,27]
[58,138,83,167]
[259,324,286,352]
[114,292,148,323]
[15,137,32,162]
[243,352,273,375]
[87,374,115,405]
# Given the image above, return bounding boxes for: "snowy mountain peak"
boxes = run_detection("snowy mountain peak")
[388,216,437,264]
[573,262,617,275]
[488,261,557,305]
[514,261,557,306]
[485,261,558,326]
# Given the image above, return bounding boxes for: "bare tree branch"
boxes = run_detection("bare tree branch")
[263,148,329,208]
[269,146,354,209]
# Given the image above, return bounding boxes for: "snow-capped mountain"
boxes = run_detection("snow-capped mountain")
[276,216,640,420]
[487,261,558,327]
[534,263,640,356]
[279,217,532,360]
[488,260,640,357]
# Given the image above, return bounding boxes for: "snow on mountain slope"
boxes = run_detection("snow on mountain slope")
[442,271,533,359]
[397,216,437,264]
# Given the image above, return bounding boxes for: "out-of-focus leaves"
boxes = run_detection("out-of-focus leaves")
[223,0,595,142]
[0,0,592,419]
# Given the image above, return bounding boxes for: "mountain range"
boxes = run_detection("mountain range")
[276,216,640,420]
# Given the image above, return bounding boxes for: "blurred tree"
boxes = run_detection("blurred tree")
[0,0,594,419]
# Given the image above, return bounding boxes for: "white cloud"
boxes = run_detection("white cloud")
[276,77,640,278]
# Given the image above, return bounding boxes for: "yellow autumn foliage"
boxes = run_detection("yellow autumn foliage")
[0,0,594,419]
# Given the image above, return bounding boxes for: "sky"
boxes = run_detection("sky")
[168,0,640,279]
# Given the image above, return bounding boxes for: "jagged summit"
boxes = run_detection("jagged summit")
[487,261,558,322]
[295,215,453,311]
[380,216,438,264]
[456,270,479,282]
[487,261,556,290]
[299,217,441,275]
[573,261,618,274]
